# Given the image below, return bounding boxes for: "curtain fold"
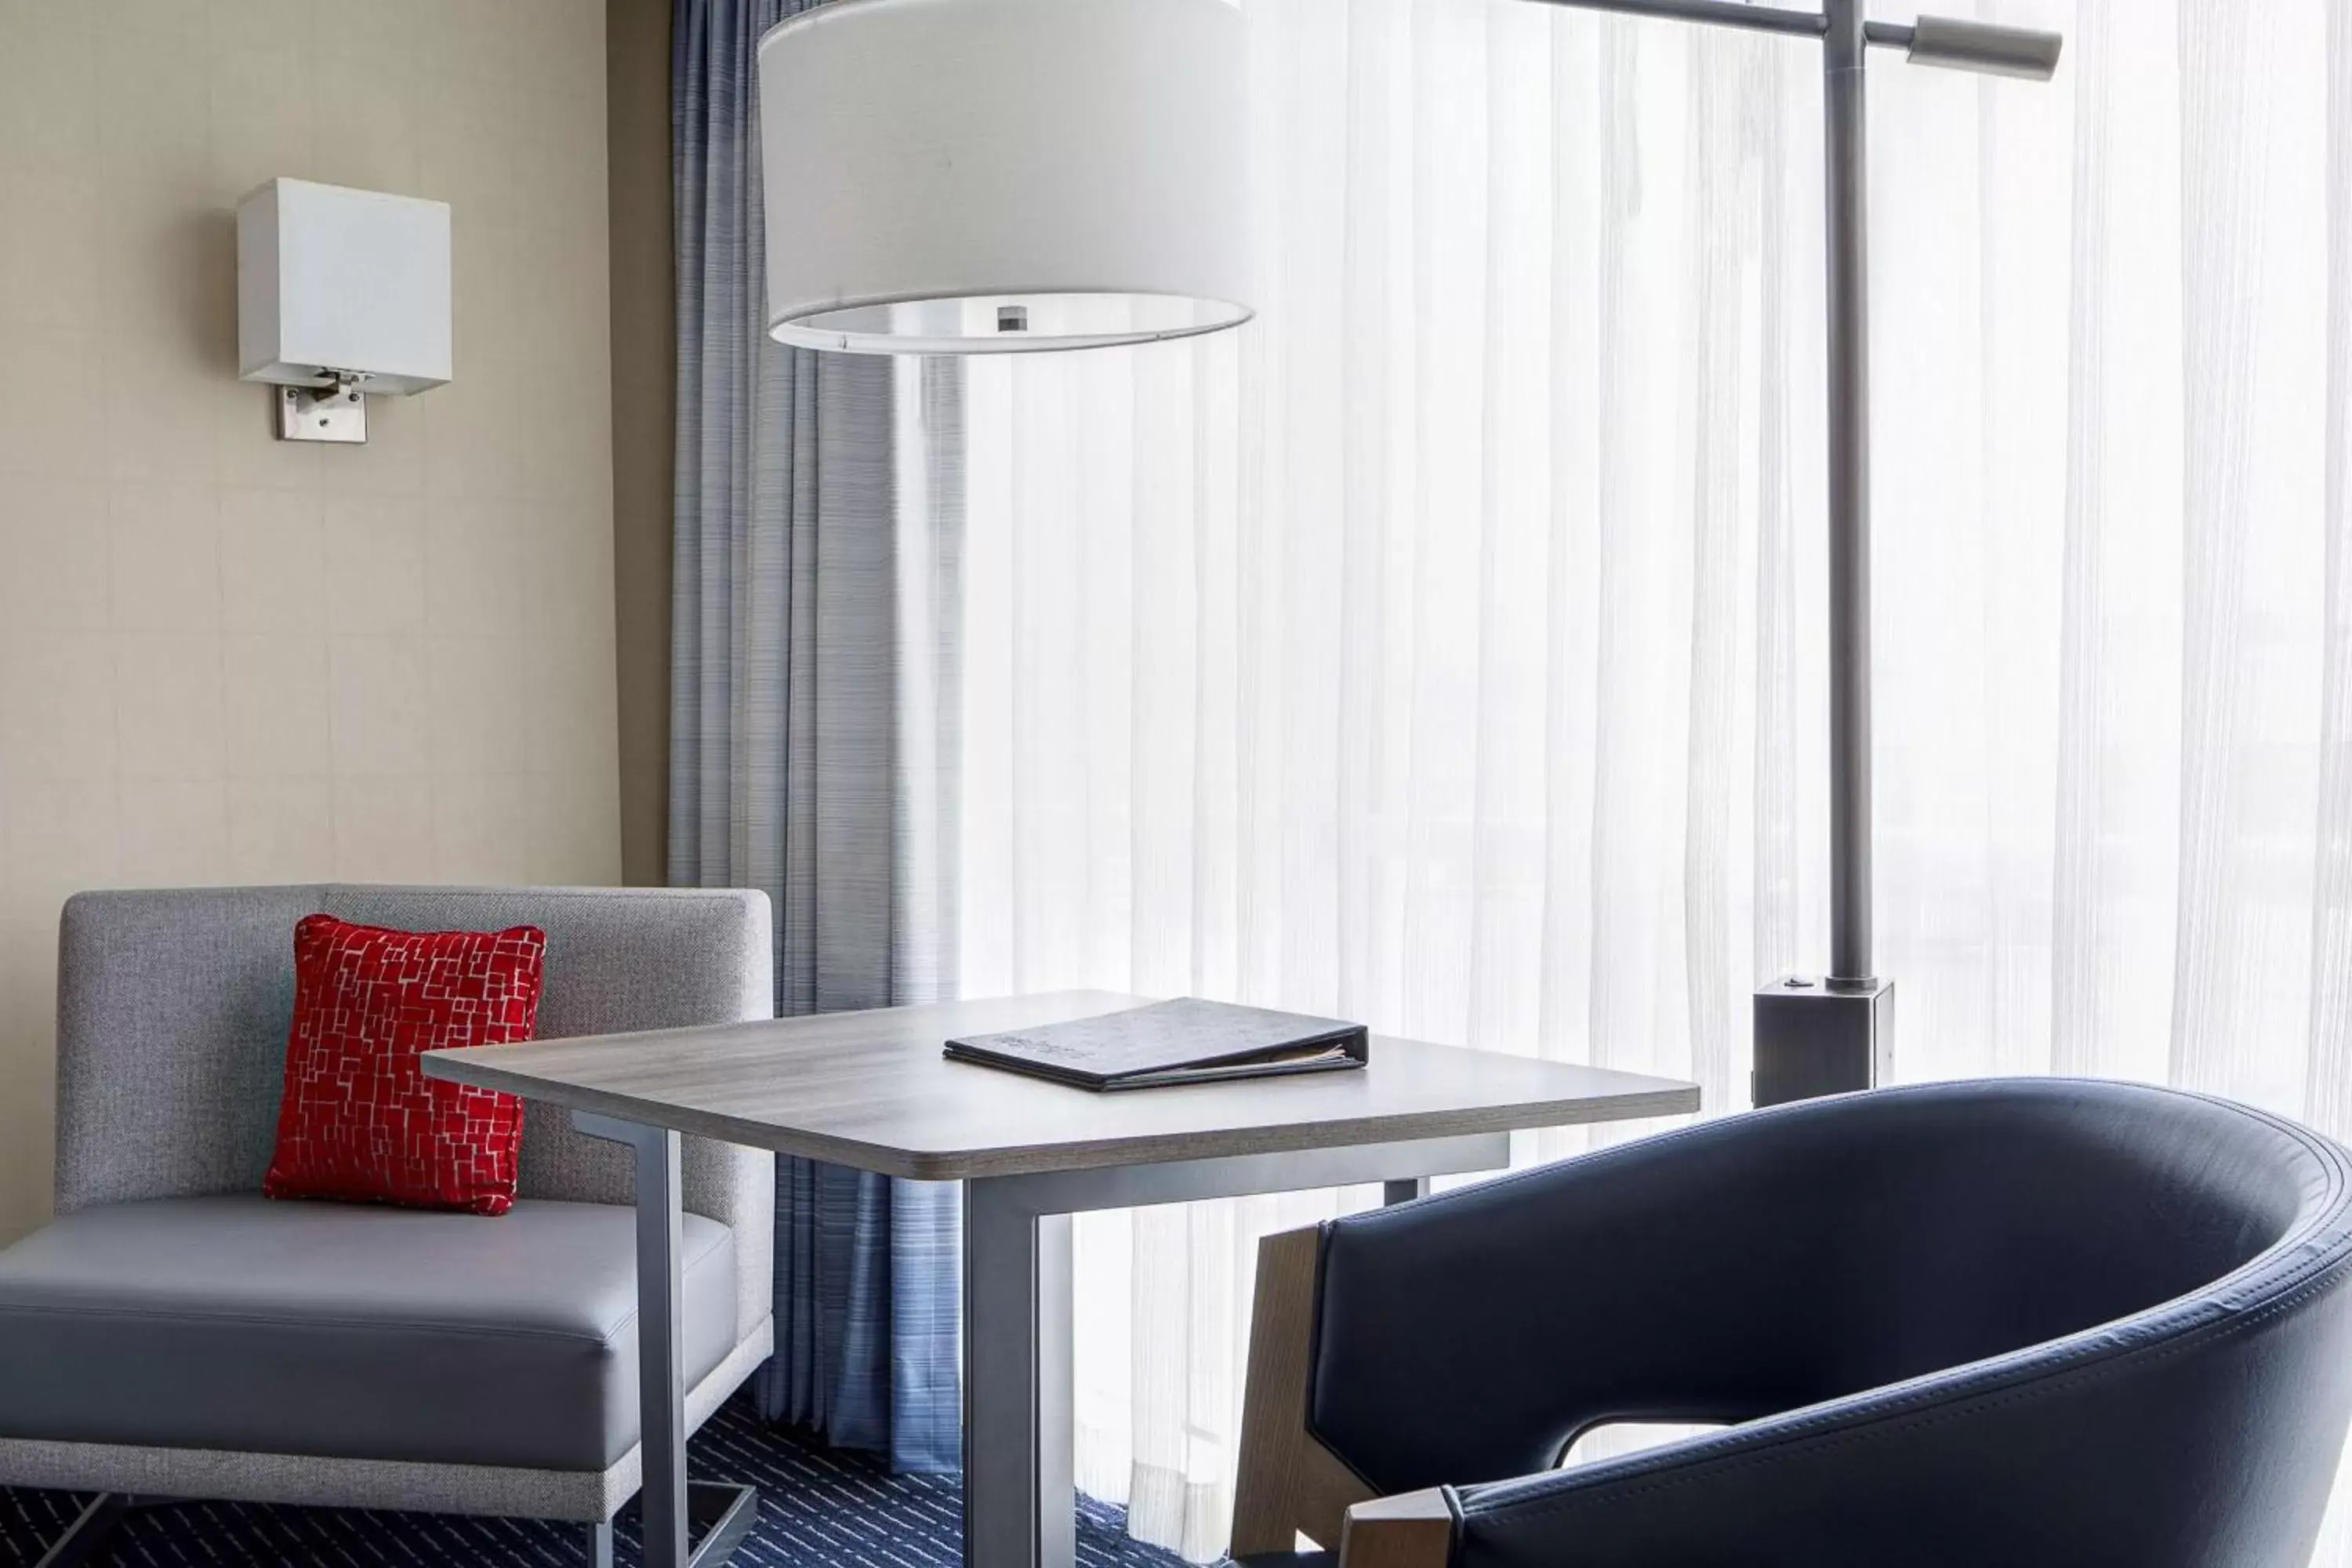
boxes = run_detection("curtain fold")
[670,0,965,1473]
[960,0,2352,1555]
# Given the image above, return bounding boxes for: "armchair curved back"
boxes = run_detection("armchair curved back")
[1247,1080,2352,1567]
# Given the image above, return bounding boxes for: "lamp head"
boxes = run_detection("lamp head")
[1899,14,2063,81]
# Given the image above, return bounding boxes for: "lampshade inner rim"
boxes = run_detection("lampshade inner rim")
[769,289,1254,354]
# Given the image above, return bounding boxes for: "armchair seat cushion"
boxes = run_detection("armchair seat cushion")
[0,1195,736,1472]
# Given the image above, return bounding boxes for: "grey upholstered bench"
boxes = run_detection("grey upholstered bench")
[0,885,778,1566]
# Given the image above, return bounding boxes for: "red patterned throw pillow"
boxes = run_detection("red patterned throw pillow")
[264,914,546,1216]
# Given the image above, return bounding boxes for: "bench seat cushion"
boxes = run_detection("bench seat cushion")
[0,1195,736,1471]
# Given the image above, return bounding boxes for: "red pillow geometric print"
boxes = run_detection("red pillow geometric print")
[263,914,546,1216]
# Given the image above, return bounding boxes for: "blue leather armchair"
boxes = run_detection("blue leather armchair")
[1229,1079,2352,1568]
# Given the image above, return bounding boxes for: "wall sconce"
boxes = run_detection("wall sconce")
[236,178,451,445]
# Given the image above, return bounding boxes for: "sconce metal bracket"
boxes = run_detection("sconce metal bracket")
[276,372,370,444]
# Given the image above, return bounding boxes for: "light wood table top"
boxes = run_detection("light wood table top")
[423,990,1700,1181]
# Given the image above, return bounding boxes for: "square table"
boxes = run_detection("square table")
[424,991,1698,1568]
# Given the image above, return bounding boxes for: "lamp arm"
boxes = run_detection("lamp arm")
[1512,0,2064,82]
[1508,0,1828,42]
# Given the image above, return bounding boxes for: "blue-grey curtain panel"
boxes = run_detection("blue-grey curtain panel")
[670,0,966,1474]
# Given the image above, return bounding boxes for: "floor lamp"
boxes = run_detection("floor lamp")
[759,0,2061,1107]
[1542,1,2063,1105]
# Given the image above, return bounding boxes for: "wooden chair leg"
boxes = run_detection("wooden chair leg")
[1232,1225,1376,1557]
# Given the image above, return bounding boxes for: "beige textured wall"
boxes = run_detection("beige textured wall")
[0,0,622,1243]
[608,0,673,888]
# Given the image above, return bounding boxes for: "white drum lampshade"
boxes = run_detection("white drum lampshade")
[757,0,1254,354]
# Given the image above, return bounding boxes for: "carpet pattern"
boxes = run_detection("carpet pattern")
[0,1395,1194,1567]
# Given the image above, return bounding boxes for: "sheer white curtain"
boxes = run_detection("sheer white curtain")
[956,0,2352,1558]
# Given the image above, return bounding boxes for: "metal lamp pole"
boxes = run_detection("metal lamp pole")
[1517,0,2063,1104]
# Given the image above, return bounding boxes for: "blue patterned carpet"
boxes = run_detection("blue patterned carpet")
[0,1394,1192,1567]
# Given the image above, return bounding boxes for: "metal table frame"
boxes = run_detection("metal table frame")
[575,1112,762,1568]
[576,1110,1508,1568]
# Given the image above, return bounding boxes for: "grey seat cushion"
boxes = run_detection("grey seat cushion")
[0,1196,736,1472]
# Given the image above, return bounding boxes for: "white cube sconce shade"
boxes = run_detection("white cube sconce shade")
[236,177,452,443]
[757,0,1254,354]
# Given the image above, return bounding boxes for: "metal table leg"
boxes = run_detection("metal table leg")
[961,1134,1509,1568]
[573,1112,758,1568]
[964,1177,1076,1568]
[633,1118,691,1566]
[33,1494,130,1568]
